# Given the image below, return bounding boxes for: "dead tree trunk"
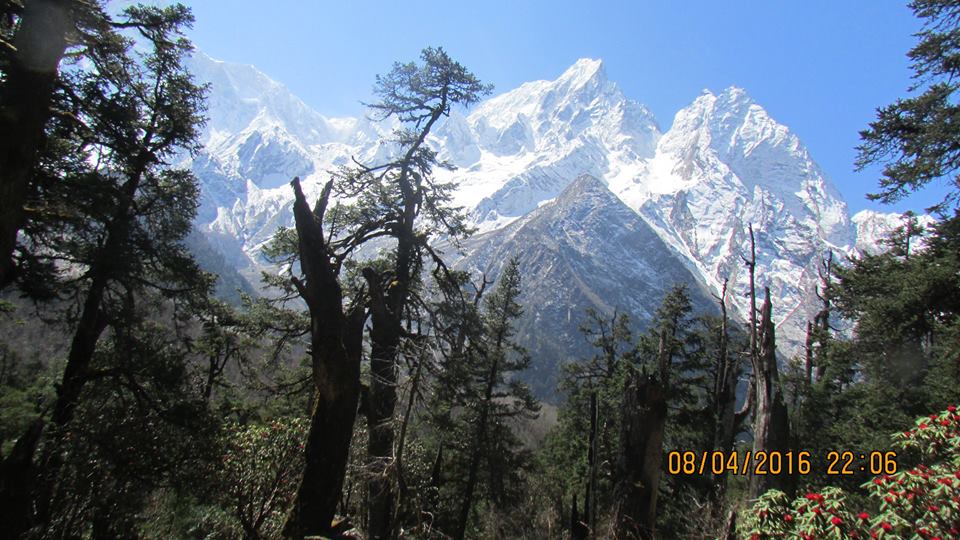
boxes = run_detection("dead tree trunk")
[613,330,670,540]
[283,178,366,539]
[0,0,73,289]
[749,288,793,499]
[712,278,739,503]
[812,252,833,382]
[732,224,759,442]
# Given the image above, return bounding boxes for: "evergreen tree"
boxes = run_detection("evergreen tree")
[0,0,78,288]
[543,285,717,538]
[0,4,210,535]
[546,308,635,522]
[857,0,960,211]
[281,47,489,539]
[347,48,489,540]
[429,258,539,540]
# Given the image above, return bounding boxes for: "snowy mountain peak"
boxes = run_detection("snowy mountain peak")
[556,57,606,88]
[185,52,878,367]
[852,209,936,255]
[188,51,362,149]
[665,85,791,158]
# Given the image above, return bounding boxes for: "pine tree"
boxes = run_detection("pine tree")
[0,5,209,535]
[345,47,489,540]
[282,47,489,539]
[0,0,77,288]
[857,0,960,211]
[429,258,539,540]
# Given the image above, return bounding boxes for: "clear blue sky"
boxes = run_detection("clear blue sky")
[176,0,941,214]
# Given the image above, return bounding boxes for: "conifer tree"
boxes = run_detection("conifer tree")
[282,47,489,539]
[346,48,489,540]
[429,258,539,540]
[0,0,76,288]
[857,0,960,211]
[0,4,209,535]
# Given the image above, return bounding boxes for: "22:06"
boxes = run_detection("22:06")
[826,451,898,475]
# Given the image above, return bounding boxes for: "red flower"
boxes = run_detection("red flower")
[881,522,893,531]
[930,413,939,420]
[784,513,793,522]
[928,504,939,512]
[941,419,950,426]
[920,423,929,429]
[874,478,884,485]
[831,516,842,526]
[813,507,822,515]
[939,477,953,486]
[948,405,957,412]
[805,492,824,502]
[750,534,759,540]
[858,512,869,520]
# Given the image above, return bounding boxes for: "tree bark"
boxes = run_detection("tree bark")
[0,0,73,289]
[713,279,739,503]
[283,178,365,539]
[613,374,667,540]
[613,330,669,540]
[749,288,793,498]
[571,493,588,540]
[586,391,598,538]
[363,267,402,540]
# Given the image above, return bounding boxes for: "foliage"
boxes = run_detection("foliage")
[213,418,309,539]
[743,406,960,539]
[541,285,724,537]
[856,0,960,211]
[427,258,540,538]
[31,317,221,538]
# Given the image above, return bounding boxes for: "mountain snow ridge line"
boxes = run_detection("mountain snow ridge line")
[184,51,918,367]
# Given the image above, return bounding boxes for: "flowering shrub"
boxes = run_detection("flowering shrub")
[741,406,960,539]
[215,417,308,539]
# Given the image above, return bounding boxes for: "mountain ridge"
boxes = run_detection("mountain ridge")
[184,51,916,368]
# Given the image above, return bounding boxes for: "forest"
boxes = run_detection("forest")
[0,1,958,539]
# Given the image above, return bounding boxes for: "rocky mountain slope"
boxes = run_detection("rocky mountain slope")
[454,174,714,395]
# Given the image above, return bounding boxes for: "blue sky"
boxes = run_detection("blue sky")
[178,1,940,214]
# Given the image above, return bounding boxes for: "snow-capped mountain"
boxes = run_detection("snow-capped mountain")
[610,87,856,363]
[455,174,714,396]
[852,210,937,255]
[185,52,889,376]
